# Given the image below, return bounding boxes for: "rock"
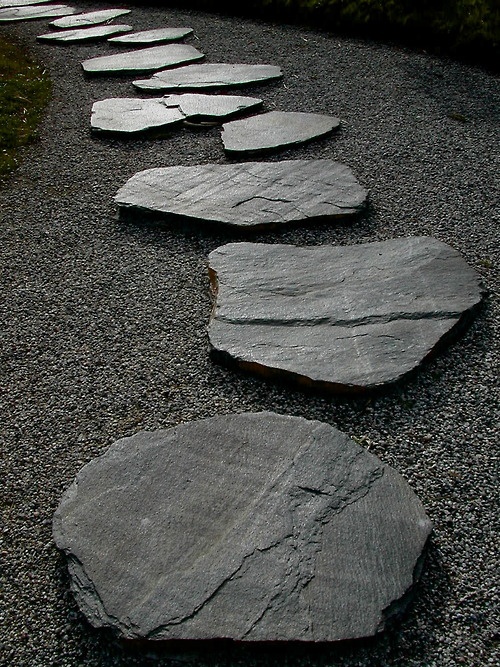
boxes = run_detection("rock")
[37,24,133,43]
[53,411,432,642]
[114,159,367,229]
[82,44,204,75]
[0,4,75,21]
[0,0,54,8]
[222,111,340,154]
[108,27,194,45]
[49,8,131,28]
[133,62,283,91]
[208,238,484,391]
[91,94,263,134]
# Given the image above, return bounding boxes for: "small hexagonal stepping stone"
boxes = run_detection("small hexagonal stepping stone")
[91,94,263,134]
[0,0,54,8]
[114,159,367,229]
[82,44,204,75]
[133,62,283,91]
[108,27,194,45]
[53,411,432,641]
[0,4,74,21]
[208,238,483,391]
[50,8,130,28]
[222,111,340,155]
[37,24,133,43]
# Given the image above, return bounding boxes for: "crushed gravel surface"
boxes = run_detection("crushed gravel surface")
[1,2,499,666]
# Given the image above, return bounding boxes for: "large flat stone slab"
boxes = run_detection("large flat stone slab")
[91,94,263,134]
[0,0,54,7]
[37,24,133,43]
[209,238,484,390]
[108,27,193,45]
[50,8,130,28]
[222,111,340,154]
[53,411,432,642]
[133,62,283,91]
[82,44,204,75]
[0,4,74,20]
[115,159,367,229]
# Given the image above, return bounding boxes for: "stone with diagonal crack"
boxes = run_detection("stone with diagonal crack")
[91,94,263,134]
[133,62,283,91]
[50,8,130,28]
[53,411,432,641]
[108,27,194,45]
[114,159,367,229]
[208,238,484,391]
[222,111,340,154]
[37,24,133,43]
[82,44,204,75]
[0,4,75,21]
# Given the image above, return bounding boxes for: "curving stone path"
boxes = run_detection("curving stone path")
[49,7,130,28]
[37,23,133,43]
[108,26,194,45]
[53,412,432,642]
[82,43,205,75]
[0,4,75,21]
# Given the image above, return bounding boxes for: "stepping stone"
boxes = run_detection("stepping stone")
[108,27,194,45]
[222,111,340,154]
[0,4,74,20]
[0,0,54,7]
[37,24,133,43]
[208,238,484,391]
[133,62,283,91]
[114,159,367,229]
[91,94,263,134]
[82,44,204,75]
[53,411,432,642]
[50,8,130,28]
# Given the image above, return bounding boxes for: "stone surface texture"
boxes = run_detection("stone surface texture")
[82,44,204,74]
[133,62,283,91]
[50,8,130,28]
[0,4,75,20]
[53,411,432,642]
[0,0,54,7]
[108,27,193,45]
[115,159,367,229]
[222,110,340,154]
[37,24,133,43]
[208,238,484,390]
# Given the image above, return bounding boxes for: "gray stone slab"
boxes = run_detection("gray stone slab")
[108,27,193,45]
[115,159,367,229]
[53,411,432,642]
[0,0,54,8]
[82,44,204,75]
[37,24,133,43]
[0,4,74,20]
[222,111,340,154]
[133,62,283,91]
[92,94,263,134]
[208,238,484,390]
[50,8,130,28]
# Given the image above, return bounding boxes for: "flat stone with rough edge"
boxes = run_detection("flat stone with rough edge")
[114,159,367,229]
[92,94,263,134]
[0,4,75,21]
[0,0,54,8]
[108,27,193,45]
[133,62,283,91]
[222,111,340,154]
[53,411,432,642]
[208,238,484,391]
[37,24,133,43]
[50,8,130,28]
[82,44,204,75]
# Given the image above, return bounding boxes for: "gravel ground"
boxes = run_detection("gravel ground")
[1,2,499,666]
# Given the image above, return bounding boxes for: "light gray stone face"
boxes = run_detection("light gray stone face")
[91,94,263,134]
[37,24,133,43]
[0,0,54,8]
[82,44,204,75]
[0,4,75,21]
[114,159,367,229]
[53,411,432,642]
[209,238,484,390]
[133,62,283,91]
[50,8,130,28]
[222,111,340,154]
[108,27,194,45]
